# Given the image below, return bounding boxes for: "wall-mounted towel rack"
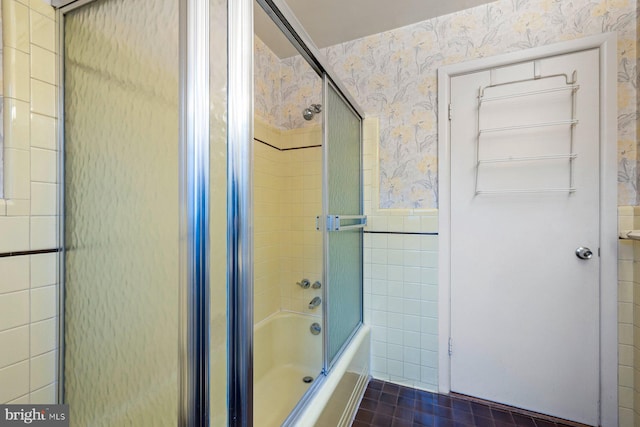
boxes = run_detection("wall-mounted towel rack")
[475,71,579,195]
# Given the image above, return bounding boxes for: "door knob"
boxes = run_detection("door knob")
[575,247,593,260]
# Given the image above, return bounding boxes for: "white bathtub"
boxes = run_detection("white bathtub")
[254,311,371,427]
[254,311,323,427]
[293,325,370,427]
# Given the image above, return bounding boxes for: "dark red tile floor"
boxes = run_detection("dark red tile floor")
[352,380,587,427]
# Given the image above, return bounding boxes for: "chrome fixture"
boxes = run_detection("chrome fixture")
[302,103,322,120]
[575,247,593,260]
[308,296,322,309]
[312,281,321,289]
[310,323,321,335]
[297,278,311,289]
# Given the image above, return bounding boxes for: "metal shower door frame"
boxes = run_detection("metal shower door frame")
[55,0,211,425]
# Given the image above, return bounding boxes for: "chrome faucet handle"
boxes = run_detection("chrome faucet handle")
[297,279,311,289]
[311,281,321,289]
[308,296,322,309]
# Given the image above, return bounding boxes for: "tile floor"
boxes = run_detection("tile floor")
[352,380,585,427]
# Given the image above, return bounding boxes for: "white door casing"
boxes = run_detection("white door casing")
[438,34,618,427]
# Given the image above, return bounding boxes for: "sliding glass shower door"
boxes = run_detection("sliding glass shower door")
[63,1,180,424]
[324,78,364,367]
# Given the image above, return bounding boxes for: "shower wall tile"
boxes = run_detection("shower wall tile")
[29,0,55,20]
[6,199,30,216]
[0,360,29,403]
[0,326,29,368]
[30,45,56,85]
[30,253,56,288]
[30,383,56,404]
[0,0,59,404]
[30,80,56,118]
[3,0,30,53]
[4,98,30,150]
[29,9,55,53]
[30,350,55,391]
[0,290,29,332]
[3,48,30,102]
[30,182,56,215]
[0,256,29,294]
[4,148,31,199]
[0,210,30,236]
[30,285,56,322]
[30,113,56,150]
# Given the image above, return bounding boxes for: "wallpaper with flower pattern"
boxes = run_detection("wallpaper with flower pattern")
[256,0,637,208]
[254,36,322,130]
[318,0,636,208]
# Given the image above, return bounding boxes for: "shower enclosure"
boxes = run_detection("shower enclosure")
[251,2,365,424]
[56,0,364,424]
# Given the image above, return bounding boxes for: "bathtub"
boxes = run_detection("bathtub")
[254,311,323,427]
[253,311,371,427]
[293,324,370,427]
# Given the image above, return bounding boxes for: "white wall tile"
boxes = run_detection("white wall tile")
[29,0,55,19]
[4,99,31,150]
[3,48,30,102]
[30,10,55,52]
[0,217,29,252]
[30,383,56,404]
[30,113,57,150]
[30,45,57,85]
[0,256,29,294]
[0,361,29,403]
[30,183,56,216]
[0,326,29,368]
[0,291,29,331]
[30,350,55,391]
[6,200,31,216]
[30,80,57,118]
[30,216,56,249]
[31,285,56,322]
[30,318,56,356]
[8,393,30,404]
[31,253,57,288]
[3,0,30,53]
[4,149,31,199]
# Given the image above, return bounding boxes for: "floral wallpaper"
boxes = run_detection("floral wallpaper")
[254,36,282,127]
[314,0,638,208]
[254,36,322,130]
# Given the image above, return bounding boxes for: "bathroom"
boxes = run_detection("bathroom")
[0,0,637,425]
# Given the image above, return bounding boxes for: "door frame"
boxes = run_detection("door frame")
[437,33,618,426]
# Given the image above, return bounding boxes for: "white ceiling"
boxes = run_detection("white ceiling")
[255,0,497,58]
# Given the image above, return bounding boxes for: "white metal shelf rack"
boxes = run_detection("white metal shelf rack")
[475,72,579,195]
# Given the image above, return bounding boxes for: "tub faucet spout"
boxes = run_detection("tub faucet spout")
[308,296,322,309]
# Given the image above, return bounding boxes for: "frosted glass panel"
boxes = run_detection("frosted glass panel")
[326,82,363,364]
[64,1,179,425]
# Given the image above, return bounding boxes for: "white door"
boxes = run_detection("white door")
[449,49,600,425]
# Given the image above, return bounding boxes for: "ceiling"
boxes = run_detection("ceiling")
[255,0,497,58]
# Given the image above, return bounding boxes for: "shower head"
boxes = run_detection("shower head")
[303,104,322,120]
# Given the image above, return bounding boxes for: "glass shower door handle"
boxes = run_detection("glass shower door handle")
[326,215,367,231]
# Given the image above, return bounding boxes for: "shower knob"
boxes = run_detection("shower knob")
[575,247,593,260]
[297,279,311,289]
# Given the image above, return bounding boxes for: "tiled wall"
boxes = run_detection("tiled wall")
[279,126,322,316]
[0,0,59,404]
[254,119,285,323]
[253,119,323,324]
[362,118,440,391]
[619,207,635,426]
